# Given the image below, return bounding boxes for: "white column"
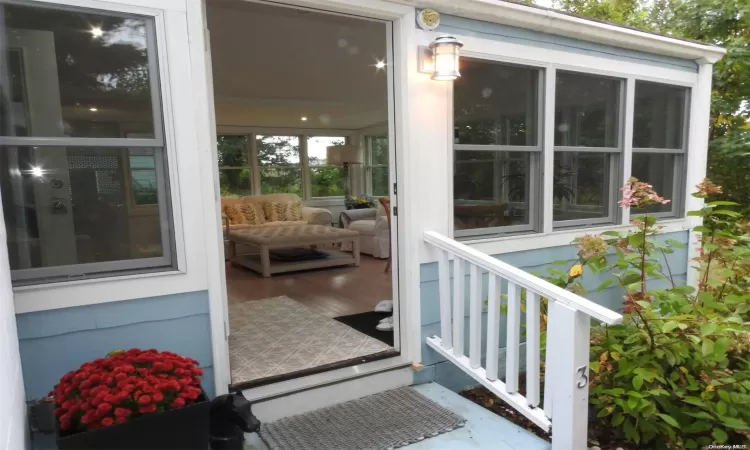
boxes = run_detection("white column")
[0,215,29,450]
[685,62,715,288]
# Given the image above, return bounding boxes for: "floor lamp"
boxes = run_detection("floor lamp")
[326,144,362,197]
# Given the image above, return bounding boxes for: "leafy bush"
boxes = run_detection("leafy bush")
[544,178,750,448]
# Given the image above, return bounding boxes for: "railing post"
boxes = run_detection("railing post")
[549,301,591,450]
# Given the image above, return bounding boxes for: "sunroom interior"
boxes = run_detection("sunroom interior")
[206,0,398,389]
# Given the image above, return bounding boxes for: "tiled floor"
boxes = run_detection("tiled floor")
[228,296,393,386]
[244,382,551,450]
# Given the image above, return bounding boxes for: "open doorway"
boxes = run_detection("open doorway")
[206,0,398,390]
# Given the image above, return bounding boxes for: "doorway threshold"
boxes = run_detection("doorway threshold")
[230,349,400,392]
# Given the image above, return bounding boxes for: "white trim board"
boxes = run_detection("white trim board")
[388,0,725,63]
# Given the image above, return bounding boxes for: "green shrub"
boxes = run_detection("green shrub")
[544,178,750,448]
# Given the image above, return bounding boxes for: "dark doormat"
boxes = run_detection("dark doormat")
[334,311,394,347]
[260,386,465,450]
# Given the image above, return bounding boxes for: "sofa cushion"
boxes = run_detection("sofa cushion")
[348,219,377,236]
[263,200,303,222]
[238,203,266,225]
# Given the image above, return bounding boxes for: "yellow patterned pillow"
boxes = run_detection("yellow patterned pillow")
[263,200,303,222]
[223,205,245,225]
[238,203,266,225]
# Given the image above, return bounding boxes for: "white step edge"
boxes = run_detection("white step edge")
[246,366,413,422]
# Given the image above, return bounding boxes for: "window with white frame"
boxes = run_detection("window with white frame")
[631,81,689,217]
[0,2,174,284]
[453,58,542,237]
[553,71,622,227]
[217,133,349,199]
[365,135,389,196]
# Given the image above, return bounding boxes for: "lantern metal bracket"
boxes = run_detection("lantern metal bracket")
[418,46,435,74]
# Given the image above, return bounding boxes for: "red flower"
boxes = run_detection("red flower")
[137,395,152,406]
[101,417,114,427]
[139,404,157,414]
[114,408,131,418]
[97,403,113,415]
[171,398,185,408]
[152,392,164,403]
[115,416,128,425]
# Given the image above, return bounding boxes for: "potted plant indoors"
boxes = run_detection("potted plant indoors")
[52,348,210,450]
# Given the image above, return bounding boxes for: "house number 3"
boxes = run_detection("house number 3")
[576,366,588,388]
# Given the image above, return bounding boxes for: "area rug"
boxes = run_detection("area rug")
[260,386,465,450]
[334,311,393,347]
[229,296,393,386]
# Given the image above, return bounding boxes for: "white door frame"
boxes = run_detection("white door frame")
[188,0,419,396]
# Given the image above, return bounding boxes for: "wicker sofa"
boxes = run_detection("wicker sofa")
[221,193,333,258]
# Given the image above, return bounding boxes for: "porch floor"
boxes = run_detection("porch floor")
[243,382,551,450]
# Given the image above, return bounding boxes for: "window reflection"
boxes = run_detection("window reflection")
[0,4,156,138]
[454,151,531,230]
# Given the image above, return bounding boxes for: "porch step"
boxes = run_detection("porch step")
[244,382,551,450]
[243,365,413,423]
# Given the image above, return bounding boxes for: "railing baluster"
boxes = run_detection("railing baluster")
[544,299,559,418]
[469,263,482,369]
[505,281,521,393]
[437,250,452,350]
[485,274,501,381]
[526,291,541,407]
[452,258,465,358]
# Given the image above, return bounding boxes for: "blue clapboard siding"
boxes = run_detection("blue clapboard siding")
[436,14,698,73]
[16,291,215,402]
[418,231,690,389]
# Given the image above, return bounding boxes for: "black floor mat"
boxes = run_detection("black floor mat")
[334,311,394,347]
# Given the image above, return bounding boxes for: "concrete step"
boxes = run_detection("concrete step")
[245,381,551,450]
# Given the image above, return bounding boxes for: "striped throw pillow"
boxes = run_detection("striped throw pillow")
[263,200,303,222]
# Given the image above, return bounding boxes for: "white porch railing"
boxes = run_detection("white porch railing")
[424,231,623,450]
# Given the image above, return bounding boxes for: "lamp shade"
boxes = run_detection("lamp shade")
[326,145,362,165]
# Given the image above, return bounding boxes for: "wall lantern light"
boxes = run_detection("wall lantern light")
[419,36,463,81]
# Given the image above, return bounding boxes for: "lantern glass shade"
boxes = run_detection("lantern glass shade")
[430,36,463,81]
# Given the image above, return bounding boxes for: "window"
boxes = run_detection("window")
[257,135,301,195]
[453,58,541,237]
[307,136,346,198]
[217,135,251,197]
[0,3,173,284]
[631,81,688,217]
[553,71,622,226]
[365,135,389,196]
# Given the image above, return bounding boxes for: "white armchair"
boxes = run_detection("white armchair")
[340,206,389,259]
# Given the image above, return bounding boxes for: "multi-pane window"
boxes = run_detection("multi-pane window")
[631,81,689,217]
[553,71,622,226]
[217,134,356,199]
[453,59,541,237]
[365,135,389,196]
[0,3,173,284]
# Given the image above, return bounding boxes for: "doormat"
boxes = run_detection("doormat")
[259,386,465,450]
[334,311,393,347]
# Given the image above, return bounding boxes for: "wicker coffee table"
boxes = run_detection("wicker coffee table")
[227,225,360,277]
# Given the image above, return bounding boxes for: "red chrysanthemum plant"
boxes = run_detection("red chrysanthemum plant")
[51,348,204,435]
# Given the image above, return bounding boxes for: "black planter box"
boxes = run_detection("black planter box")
[57,392,209,450]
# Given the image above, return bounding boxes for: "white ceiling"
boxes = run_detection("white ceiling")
[207,0,389,130]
